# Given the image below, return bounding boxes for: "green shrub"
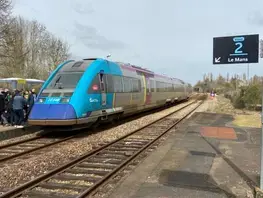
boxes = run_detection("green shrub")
[232,95,245,109]
[242,84,261,110]
[227,84,262,110]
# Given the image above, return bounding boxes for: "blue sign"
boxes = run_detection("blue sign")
[213,34,259,64]
[46,97,61,103]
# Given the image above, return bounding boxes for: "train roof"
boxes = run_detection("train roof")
[116,61,185,83]
[71,58,188,84]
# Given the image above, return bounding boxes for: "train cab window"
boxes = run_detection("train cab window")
[47,72,84,89]
[71,61,83,68]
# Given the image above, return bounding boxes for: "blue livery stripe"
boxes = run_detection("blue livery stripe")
[70,59,123,118]
[29,104,76,120]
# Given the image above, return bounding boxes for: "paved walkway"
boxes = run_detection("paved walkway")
[0,125,40,141]
[108,112,260,198]
[0,125,15,133]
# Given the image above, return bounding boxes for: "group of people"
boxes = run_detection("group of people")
[0,89,37,128]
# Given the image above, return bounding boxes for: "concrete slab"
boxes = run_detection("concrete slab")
[108,112,259,198]
[0,125,41,141]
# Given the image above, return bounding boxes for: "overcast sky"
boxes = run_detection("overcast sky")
[12,0,263,85]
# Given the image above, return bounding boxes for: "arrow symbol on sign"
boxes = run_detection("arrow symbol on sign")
[215,57,221,63]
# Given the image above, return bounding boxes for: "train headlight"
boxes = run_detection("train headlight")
[38,98,46,103]
[60,98,70,103]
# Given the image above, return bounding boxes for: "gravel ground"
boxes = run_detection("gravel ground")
[0,99,197,189]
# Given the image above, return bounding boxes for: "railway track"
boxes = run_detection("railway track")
[0,99,204,198]
[0,132,75,164]
[0,95,200,165]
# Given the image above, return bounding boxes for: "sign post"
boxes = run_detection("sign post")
[213,34,262,189]
[260,39,263,190]
[261,90,263,189]
[260,39,263,58]
[247,63,249,85]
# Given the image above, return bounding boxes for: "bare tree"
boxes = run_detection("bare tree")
[0,0,12,39]
[47,35,71,73]
[0,16,29,77]
[0,15,71,79]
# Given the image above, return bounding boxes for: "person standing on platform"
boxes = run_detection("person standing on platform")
[31,89,37,102]
[8,92,15,126]
[12,90,26,128]
[0,91,5,125]
[25,90,35,122]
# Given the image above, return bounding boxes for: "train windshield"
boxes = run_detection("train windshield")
[46,72,84,89]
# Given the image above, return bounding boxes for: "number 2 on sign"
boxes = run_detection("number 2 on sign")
[235,42,243,54]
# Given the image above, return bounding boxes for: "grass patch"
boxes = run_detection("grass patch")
[232,114,261,128]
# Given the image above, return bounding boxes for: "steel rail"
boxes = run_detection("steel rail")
[0,99,201,198]
[78,101,204,198]
[0,135,75,163]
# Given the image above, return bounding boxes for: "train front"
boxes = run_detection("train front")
[28,62,84,128]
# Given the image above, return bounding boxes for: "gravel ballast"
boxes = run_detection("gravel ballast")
[0,100,198,189]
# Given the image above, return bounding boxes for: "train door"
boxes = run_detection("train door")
[99,72,106,106]
[145,77,151,105]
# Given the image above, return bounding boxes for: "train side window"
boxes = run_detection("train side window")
[158,82,161,92]
[162,82,165,92]
[156,81,160,92]
[106,75,114,93]
[169,83,173,92]
[172,84,175,91]
[160,81,163,92]
[113,75,123,93]
[174,84,178,92]
[123,76,132,92]
[150,80,155,92]
[132,78,141,92]
[131,79,137,92]
[138,79,141,92]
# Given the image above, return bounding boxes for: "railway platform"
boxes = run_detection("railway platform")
[0,125,40,141]
[108,112,261,198]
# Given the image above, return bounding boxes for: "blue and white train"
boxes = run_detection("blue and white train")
[28,58,192,129]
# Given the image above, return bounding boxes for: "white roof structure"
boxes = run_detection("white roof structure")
[0,78,44,83]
